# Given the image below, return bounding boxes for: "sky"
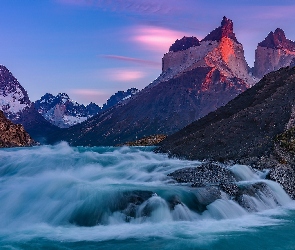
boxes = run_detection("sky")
[1,0,295,105]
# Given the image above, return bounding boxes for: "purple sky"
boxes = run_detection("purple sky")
[1,0,295,105]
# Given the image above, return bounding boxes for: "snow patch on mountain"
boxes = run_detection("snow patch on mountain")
[0,65,31,120]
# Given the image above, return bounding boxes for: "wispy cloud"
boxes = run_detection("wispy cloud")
[69,88,111,105]
[103,68,146,82]
[56,0,182,14]
[102,55,160,67]
[131,25,189,52]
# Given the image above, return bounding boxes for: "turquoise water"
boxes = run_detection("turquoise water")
[0,143,295,250]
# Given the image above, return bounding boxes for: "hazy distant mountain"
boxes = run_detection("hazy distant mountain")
[253,28,295,78]
[0,65,59,142]
[48,17,255,146]
[35,88,139,128]
[102,88,139,111]
[34,93,101,128]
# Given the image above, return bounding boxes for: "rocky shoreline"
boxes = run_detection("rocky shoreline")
[166,162,284,211]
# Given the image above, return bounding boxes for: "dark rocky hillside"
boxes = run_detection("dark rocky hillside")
[157,66,295,165]
[0,110,35,147]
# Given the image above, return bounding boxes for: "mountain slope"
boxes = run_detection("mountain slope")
[48,17,254,146]
[157,66,295,163]
[0,65,59,142]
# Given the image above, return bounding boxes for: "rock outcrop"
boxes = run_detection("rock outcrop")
[253,28,295,78]
[48,17,254,146]
[0,110,35,147]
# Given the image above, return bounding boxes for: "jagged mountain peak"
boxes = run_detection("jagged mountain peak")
[202,16,239,44]
[258,28,295,51]
[254,28,295,78]
[57,92,70,100]
[0,65,31,119]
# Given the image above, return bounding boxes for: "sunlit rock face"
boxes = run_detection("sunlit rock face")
[160,16,255,88]
[253,28,295,79]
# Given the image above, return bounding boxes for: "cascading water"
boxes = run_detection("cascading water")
[0,142,295,250]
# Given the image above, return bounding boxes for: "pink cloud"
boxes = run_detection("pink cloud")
[69,89,110,105]
[104,68,146,82]
[102,55,160,67]
[131,26,190,52]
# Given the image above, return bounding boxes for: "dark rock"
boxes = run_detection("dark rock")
[169,36,200,52]
[69,190,154,227]
[168,163,236,185]
[192,186,221,206]
[268,166,295,199]
[219,182,239,197]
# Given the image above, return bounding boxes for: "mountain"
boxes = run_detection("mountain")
[48,17,255,146]
[34,88,139,128]
[102,88,139,111]
[0,65,59,142]
[157,66,295,165]
[34,93,101,128]
[0,110,35,147]
[253,28,295,78]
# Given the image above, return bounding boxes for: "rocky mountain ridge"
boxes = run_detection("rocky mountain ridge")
[34,93,101,128]
[34,88,139,128]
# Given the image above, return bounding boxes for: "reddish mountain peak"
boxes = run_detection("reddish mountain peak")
[258,28,295,51]
[202,16,239,44]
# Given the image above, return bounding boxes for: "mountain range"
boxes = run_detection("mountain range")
[0,63,139,141]
[34,88,138,128]
[47,17,295,146]
[1,16,295,147]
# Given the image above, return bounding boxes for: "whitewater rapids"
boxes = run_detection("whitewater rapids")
[0,142,295,249]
